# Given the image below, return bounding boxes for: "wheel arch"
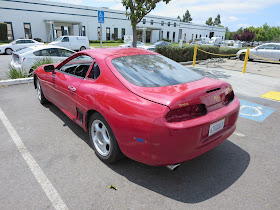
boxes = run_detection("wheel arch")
[33,74,38,89]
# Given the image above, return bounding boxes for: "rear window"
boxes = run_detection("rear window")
[112,54,203,87]
[15,47,33,54]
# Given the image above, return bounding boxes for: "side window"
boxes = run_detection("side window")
[88,62,101,80]
[58,49,74,57]
[33,49,50,56]
[59,55,93,78]
[263,44,276,50]
[276,45,280,50]
[16,40,23,44]
[62,37,69,42]
[48,48,60,56]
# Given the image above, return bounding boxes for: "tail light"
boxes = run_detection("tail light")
[165,104,207,123]
[19,56,25,64]
[223,90,234,105]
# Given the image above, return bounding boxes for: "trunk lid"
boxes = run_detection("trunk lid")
[125,77,232,111]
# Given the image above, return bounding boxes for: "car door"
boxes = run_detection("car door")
[53,55,94,119]
[261,44,276,60]
[60,37,71,49]
[275,45,280,61]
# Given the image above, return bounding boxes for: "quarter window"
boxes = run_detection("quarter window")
[88,62,101,79]
[24,23,32,39]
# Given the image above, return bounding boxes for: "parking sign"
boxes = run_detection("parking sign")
[98,11,104,23]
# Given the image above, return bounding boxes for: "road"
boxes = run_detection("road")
[0,55,11,80]
[0,67,279,209]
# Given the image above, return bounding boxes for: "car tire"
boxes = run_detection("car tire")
[35,77,48,104]
[239,54,245,61]
[89,113,122,164]
[5,48,13,55]
[80,46,86,51]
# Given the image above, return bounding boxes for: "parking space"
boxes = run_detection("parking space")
[0,66,279,209]
[196,59,280,78]
[0,55,11,80]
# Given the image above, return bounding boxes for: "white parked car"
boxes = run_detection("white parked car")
[10,45,75,73]
[119,41,145,48]
[137,45,155,51]
[236,43,280,61]
[0,39,44,55]
[49,36,89,51]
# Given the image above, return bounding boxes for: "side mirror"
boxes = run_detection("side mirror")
[44,65,55,73]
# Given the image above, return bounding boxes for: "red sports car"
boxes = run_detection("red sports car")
[34,48,240,170]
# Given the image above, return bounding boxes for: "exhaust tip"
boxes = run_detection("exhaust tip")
[166,164,181,171]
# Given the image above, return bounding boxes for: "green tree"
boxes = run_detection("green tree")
[177,15,181,21]
[182,10,192,23]
[213,14,221,26]
[225,27,233,40]
[205,17,213,26]
[122,0,171,47]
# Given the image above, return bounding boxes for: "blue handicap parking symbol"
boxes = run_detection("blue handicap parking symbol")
[98,11,104,23]
[239,99,275,122]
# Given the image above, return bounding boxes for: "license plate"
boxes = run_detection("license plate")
[209,119,225,136]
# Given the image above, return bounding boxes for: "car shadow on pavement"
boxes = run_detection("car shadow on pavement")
[42,103,92,147]
[189,67,232,80]
[42,103,250,204]
[108,140,250,204]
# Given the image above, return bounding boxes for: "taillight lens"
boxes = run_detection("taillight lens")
[223,91,234,105]
[165,104,207,123]
[19,56,25,64]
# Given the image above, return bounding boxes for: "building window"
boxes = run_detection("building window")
[161,21,164,26]
[113,28,118,40]
[24,23,32,39]
[200,34,201,38]
[161,31,163,40]
[174,23,176,27]
[4,22,14,40]
[143,19,146,24]
[168,22,170,26]
[222,36,223,39]
[106,27,110,40]
[151,20,153,25]
[98,27,101,40]
[195,34,197,39]
[173,32,176,42]
[167,31,169,40]
[82,26,86,36]
[121,28,125,40]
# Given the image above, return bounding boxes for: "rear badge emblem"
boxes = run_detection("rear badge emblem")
[214,95,219,102]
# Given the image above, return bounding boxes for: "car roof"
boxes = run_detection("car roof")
[29,45,74,50]
[83,48,157,60]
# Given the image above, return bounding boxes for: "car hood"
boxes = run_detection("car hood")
[0,44,10,48]
[49,41,59,45]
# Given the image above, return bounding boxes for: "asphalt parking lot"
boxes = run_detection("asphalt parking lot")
[0,55,11,80]
[0,66,279,209]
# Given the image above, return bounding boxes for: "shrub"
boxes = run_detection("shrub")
[6,65,28,79]
[162,38,171,42]
[30,57,54,73]
[0,23,8,41]
[89,39,124,43]
[155,45,240,62]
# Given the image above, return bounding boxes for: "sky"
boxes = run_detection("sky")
[46,0,280,31]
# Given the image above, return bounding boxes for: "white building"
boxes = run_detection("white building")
[0,0,226,43]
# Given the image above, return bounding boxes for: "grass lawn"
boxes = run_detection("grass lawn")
[90,43,123,48]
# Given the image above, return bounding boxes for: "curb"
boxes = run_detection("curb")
[180,61,200,65]
[0,77,33,86]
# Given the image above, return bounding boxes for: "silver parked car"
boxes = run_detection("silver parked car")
[237,43,280,61]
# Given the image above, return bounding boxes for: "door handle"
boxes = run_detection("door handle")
[68,86,76,92]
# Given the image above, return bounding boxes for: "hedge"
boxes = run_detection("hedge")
[155,45,242,62]
[0,23,8,41]
[90,39,124,43]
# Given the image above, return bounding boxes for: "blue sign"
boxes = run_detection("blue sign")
[98,11,104,23]
[239,99,275,122]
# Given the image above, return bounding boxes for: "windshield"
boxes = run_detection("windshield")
[112,54,204,87]
[55,37,64,42]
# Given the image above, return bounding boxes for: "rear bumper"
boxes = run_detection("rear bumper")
[147,97,240,166]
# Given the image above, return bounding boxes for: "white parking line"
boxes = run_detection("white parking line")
[0,108,68,210]
[233,132,245,137]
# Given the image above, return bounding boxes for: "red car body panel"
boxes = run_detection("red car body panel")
[34,48,240,166]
